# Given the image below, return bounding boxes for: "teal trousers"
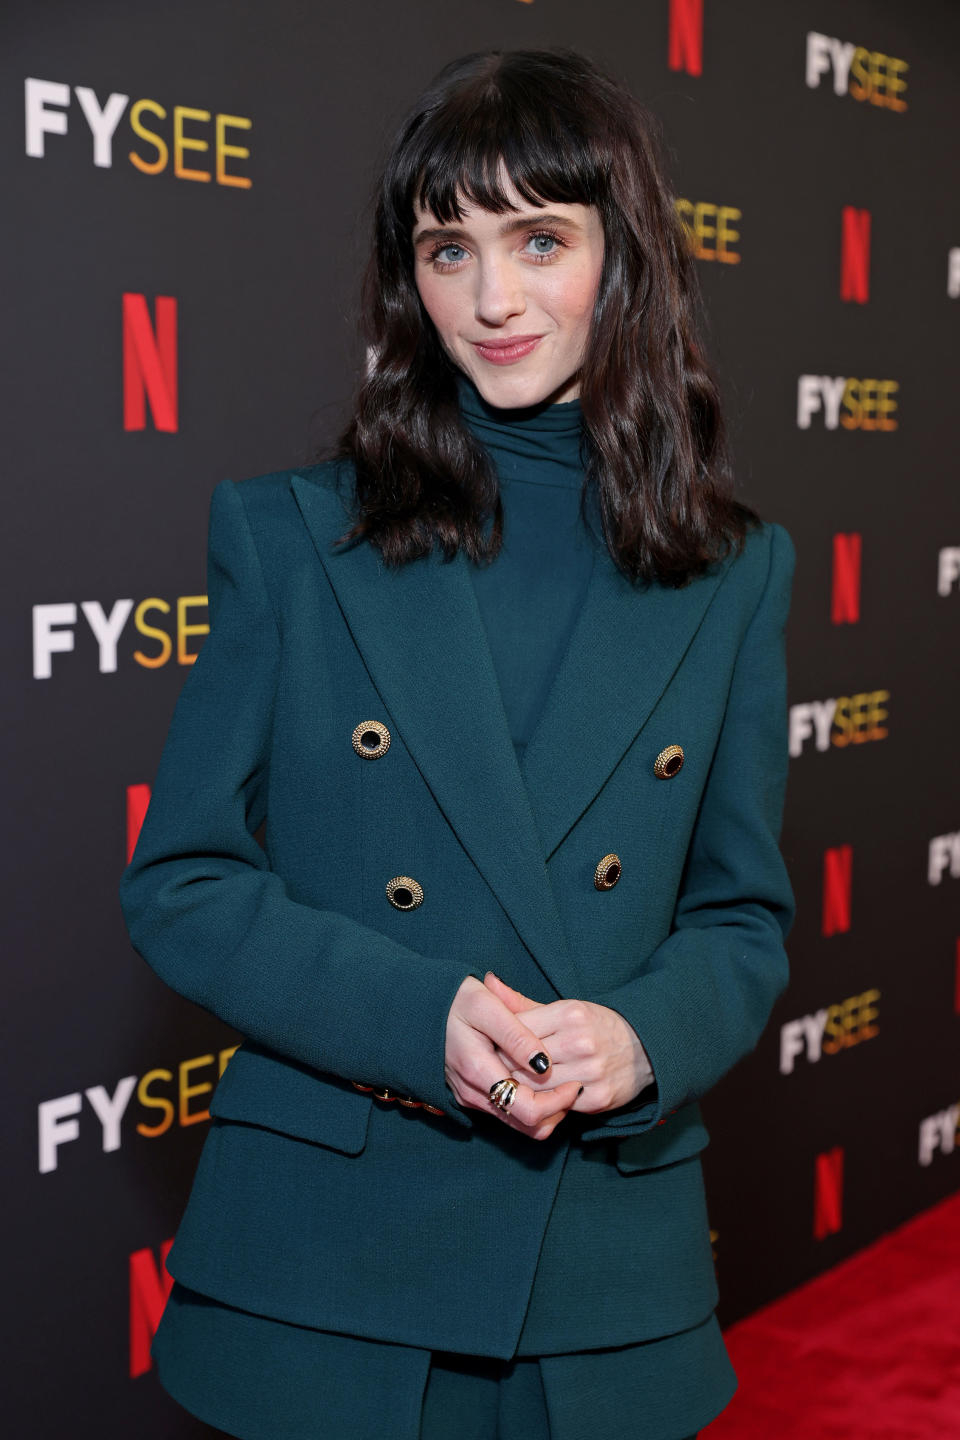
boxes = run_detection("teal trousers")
[154,1282,716,1439]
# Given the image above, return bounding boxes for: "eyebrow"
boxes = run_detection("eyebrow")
[412,212,582,246]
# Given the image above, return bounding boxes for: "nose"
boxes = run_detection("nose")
[474,255,526,326]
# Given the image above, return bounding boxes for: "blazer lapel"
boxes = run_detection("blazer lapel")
[519,543,732,860]
[290,470,585,1000]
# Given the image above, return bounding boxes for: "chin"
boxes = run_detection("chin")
[473,372,564,409]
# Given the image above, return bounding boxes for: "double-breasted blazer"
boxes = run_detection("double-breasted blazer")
[119,461,797,1360]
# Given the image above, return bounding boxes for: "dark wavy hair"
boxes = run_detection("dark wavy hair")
[325,47,760,586]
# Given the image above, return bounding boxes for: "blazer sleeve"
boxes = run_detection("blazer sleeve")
[578,521,797,1143]
[118,478,478,1127]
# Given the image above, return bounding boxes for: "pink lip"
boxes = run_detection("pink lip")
[471,335,543,364]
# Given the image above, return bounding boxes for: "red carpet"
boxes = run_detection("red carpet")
[706,1189,960,1438]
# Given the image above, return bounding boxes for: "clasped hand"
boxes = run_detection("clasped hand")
[443,971,652,1141]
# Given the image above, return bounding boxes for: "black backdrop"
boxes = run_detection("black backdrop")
[5,1,959,1434]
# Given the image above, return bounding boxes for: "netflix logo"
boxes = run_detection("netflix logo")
[822,844,853,936]
[124,293,177,432]
[814,1146,844,1239]
[831,533,862,623]
[129,1238,173,1378]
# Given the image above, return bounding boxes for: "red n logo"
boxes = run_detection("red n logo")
[823,844,853,936]
[831,533,862,624]
[126,783,151,863]
[668,0,704,75]
[813,1146,844,1239]
[840,207,871,303]
[129,1238,174,1377]
[123,294,178,432]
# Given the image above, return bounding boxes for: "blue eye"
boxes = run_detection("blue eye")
[425,228,567,271]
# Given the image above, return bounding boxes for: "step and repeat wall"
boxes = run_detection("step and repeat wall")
[6,0,959,1434]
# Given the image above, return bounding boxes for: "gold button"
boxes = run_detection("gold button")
[351,1079,444,1116]
[386,875,424,910]
[352,720,391,759]
[654,744,684,778]
[594,853,622,890]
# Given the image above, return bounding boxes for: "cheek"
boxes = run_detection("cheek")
[543,266,601,326]
[416,274,461,337]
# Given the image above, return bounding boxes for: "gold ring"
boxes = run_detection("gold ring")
[489,1077,518,1113]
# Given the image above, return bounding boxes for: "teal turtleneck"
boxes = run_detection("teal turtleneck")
[455,371,604,764]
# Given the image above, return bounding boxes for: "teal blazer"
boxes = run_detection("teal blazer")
[119,464,796,1360]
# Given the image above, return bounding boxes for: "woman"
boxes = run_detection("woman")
[120,46,796,1440]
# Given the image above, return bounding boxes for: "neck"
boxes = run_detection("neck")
[454,369,587,488]
[455,372,583,435]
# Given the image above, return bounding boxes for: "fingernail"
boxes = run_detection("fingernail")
[577,1085,584,1096]
[529,1052,551,1075]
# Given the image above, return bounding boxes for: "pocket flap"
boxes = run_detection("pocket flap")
[614,1105,710,1173]
[209,1040,373,1155]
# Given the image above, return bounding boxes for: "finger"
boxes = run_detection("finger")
[483,971,534,1012]
[455,1072,567,1127]
[539,1107,576,1132]
[482,977,567,1053]
[506,1108,569,1141]
[509,1081,583,1134]
[483,975,556,1074]
[483,974,560,1042]
[482,1077,582,1132]
[504,1062,580,1095]
[469,986,554,1077]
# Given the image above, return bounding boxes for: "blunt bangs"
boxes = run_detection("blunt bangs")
[392,56,608,228]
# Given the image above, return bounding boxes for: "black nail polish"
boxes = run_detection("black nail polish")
[529,1052,550,1075]
[577,1085,584,1096]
